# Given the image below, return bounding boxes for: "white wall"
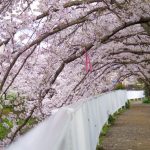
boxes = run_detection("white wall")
[127,90,144,99]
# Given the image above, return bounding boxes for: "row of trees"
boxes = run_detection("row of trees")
[0,0,149,144]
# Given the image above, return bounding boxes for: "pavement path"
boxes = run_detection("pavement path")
[101,101,150,150]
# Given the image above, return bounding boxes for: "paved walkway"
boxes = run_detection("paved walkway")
[102,102,150,150]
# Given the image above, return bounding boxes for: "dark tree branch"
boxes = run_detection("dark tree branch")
[110,48,150,55]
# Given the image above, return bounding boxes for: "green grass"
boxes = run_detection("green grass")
[100,124,110,136]
[99,124,110,143]
[114,107,126,116]
[143,97,150,104]
[108,114,116,125]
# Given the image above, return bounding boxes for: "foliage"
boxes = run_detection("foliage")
[16,118,37,126]
[125,100,130,109]
[143,97,150,104]
[0,118,13,140]
[17,118,38,135]
[0,114,37,141]
[114,107,126,115]
[114,83,126,90]
[96,144,105,150]
[97,124,110,150]
[0,92,37,142]
[108,114,116,125]
[2,118,13,129]
[135,83,145,90]
[144,86,150,97]
[2,107,13,115]
[100,124,110,137]
[126,82,144,90]
[0,123,9,140]
[6,93,17,101]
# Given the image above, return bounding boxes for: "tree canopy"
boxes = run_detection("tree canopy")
[0,0,150,144]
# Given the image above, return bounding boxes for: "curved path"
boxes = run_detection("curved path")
[102,102,150,150]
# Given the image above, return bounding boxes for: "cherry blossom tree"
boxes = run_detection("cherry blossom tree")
[0,0,150,145]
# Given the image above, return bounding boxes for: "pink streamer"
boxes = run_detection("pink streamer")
[83,48,92,73]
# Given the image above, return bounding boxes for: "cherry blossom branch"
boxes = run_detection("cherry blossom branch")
[39,43,94,100]
[0,38,11,47]
[2,45,37,95]
[0,6,106,92]
[123,41,150,46]
[35,0,103,21]
[1,13,150,98]
[64,0,102,8]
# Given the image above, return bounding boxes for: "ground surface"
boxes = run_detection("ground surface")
[101,101,150,150]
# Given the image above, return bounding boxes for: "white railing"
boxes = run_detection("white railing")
[127,90,144,99]
[6,90,144,150]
